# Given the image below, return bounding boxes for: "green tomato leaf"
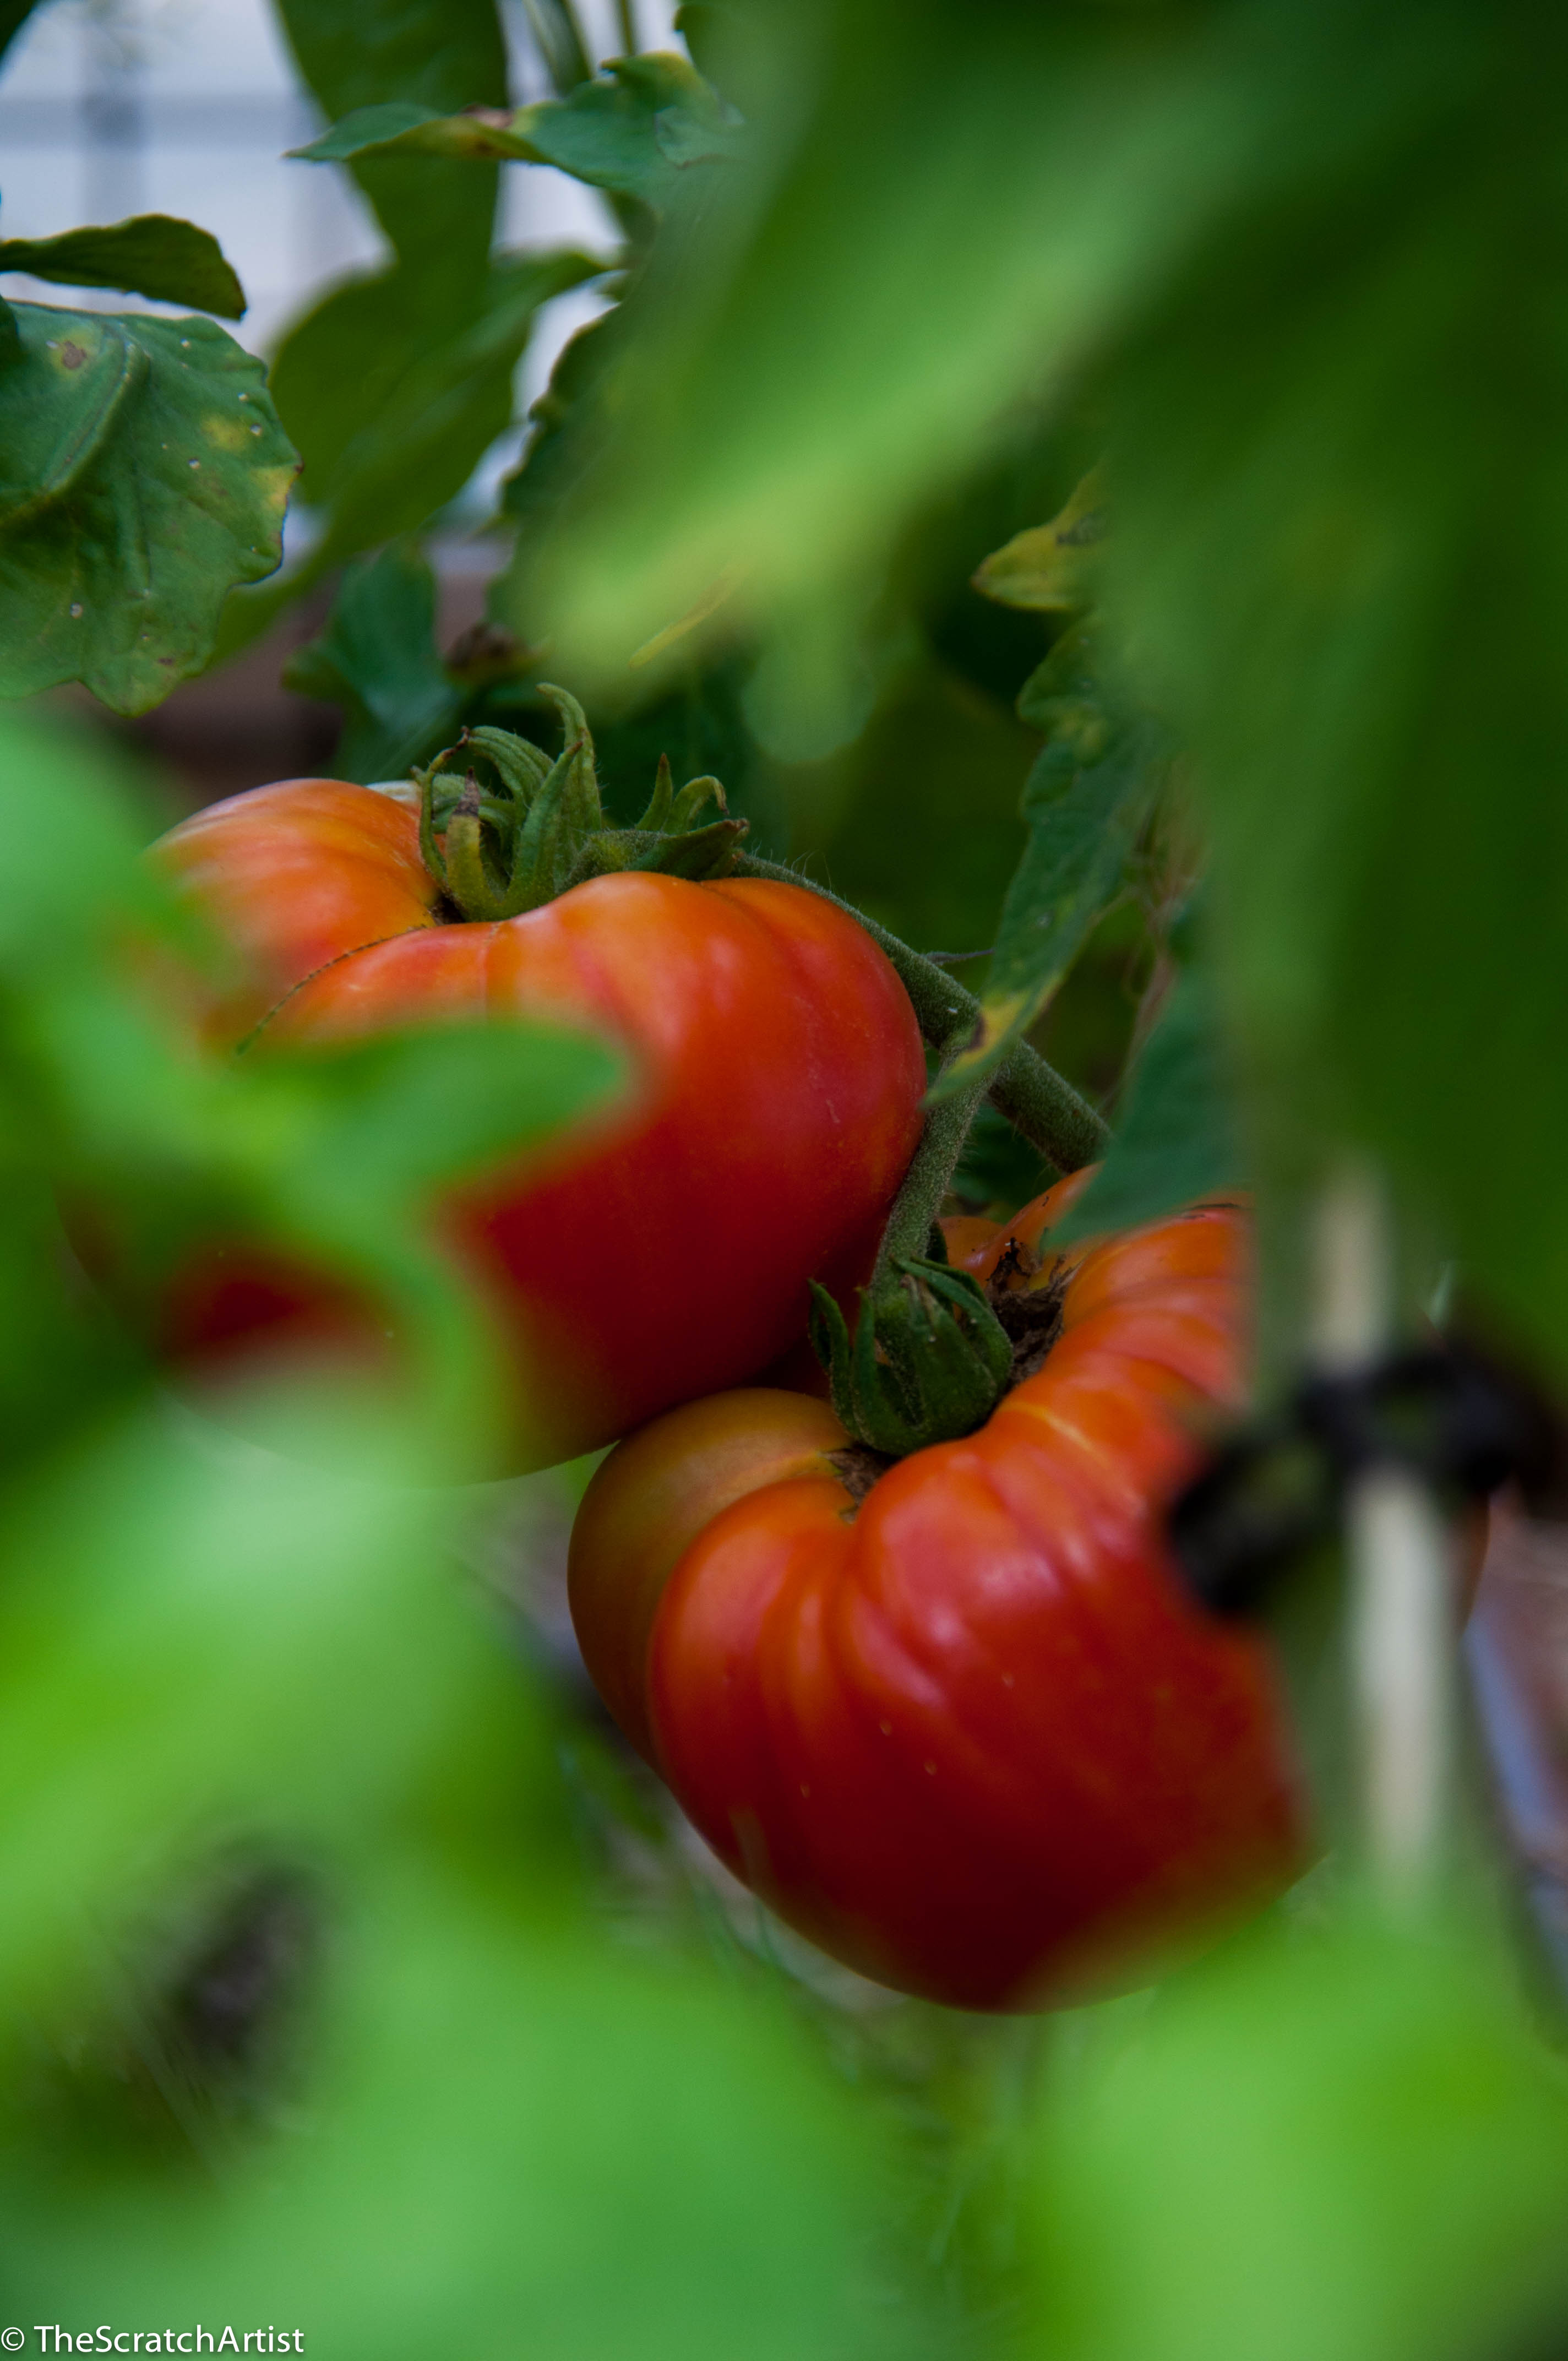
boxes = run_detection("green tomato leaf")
[0,305,295,714]
[489,306,623,641]
[1033,1916,1568,2361]
[520,53,743,200]
[1098,2,1568,1382]
[0,215,247,319]
[1049,969,1244,1243]
[933,628,1159,1097]
[286,100,449,161]
[0,1404,472,2022]
[282,543,469,784]
[290,54,743,206]
[288,248,603,555]
[519,4,1261,674]
[273,0,507,295]
[973,467,1107,614]
[4,1867,890,2361]
[288,101,542,167]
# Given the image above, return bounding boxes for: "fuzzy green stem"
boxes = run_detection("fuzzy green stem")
[872,1066,993,1286]
[989,1048,1108,1178]
[732,854,1110,1173]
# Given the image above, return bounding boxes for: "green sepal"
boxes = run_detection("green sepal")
[462,723,551,804]
[415,701,750,920]
[508,725,599,909]
[635,752,676,831]
[568,815,749,890]
[441,777,513,922]
[807,1282,859,1438]
[810,1258,1013,1458]
[638,814,748,879]
[668,774,727,829]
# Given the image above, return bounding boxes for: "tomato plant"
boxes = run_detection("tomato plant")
[3,0,1568,2349]
[569,1179,1303,2009]
[147,715,928,1467]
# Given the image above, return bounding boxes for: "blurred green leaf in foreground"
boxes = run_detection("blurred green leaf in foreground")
[0,703,906,2353]
[0,1396,898,2360]
[1031,1914,1568,2361]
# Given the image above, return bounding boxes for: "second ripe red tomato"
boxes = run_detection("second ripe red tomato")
[569,1181,1305,2009]
[149,780,926,1467]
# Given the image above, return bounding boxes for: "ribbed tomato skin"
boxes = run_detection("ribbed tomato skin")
[150,781,926,1467]
[571,1188,1304,2009]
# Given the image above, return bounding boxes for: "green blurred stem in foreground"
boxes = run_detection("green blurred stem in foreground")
[732,853,1109,1175]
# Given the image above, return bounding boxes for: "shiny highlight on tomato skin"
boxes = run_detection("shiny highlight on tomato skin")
[571,1188,1305,2011]
[149,780,927,1468]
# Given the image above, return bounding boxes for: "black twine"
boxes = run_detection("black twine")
[1168,1341,1568,1619]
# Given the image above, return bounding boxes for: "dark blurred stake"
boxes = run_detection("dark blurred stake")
[1168,1269,1568,2000]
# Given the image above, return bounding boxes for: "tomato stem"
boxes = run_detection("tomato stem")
[873,1063,992,1281]
[731,855,1109,1173]
[988,1051,1107,1177]
[807,1043,1027,1452]
[733,857,1107,1454]
[818,1056,1016,1449]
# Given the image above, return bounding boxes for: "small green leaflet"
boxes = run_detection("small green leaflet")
[0,307,295,715]
[0,216,246,319]
[288,53,743,206]
[1049,969,1245,1243]
[932,627,1159,1098]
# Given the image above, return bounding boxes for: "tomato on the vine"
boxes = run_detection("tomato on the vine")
[148,775,926,1468]
[569,1178,1304,2009]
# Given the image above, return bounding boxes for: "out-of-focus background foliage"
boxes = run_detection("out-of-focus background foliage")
[4,0,1568,2351]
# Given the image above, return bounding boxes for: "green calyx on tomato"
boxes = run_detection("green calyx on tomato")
[808,1250,1016,1457]
[805,1047,1025,1457]
[415,684,749,923]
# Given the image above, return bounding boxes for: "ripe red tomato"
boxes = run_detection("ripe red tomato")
[569,1179,1304,2009]
[149,780,925,1467]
